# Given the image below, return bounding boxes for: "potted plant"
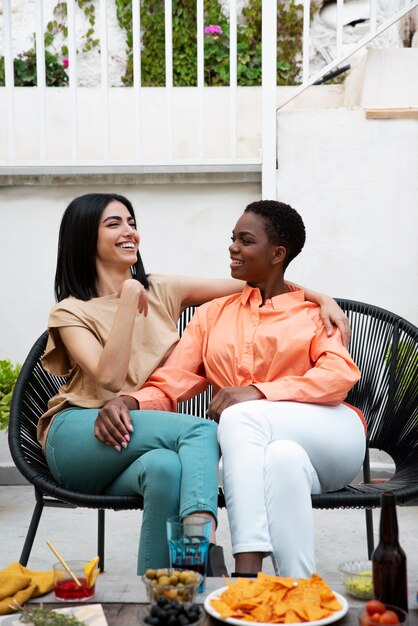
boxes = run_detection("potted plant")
[0,359,21,431]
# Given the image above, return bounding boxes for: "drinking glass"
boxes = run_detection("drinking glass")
[53,560,95,601]
[166,515,211,592]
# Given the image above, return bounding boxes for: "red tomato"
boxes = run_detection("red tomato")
[379,610,400,625]
[370,613,383,624]
[366,600,387,616]
[360,612,373,626]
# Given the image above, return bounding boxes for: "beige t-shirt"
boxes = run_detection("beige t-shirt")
[38,274,185,451]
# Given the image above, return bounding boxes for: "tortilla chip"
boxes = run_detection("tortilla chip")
[211,598,244,619]
[284,609,303,623]
[251,604,274,622]
[304,605,331,621]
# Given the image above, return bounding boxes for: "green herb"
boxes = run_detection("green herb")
[20,605,85,626]
[0,359,21,431]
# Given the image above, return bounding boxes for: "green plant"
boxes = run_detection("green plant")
[205,0,294,87]
[116,0,302,87]
[276,0,305,85]
[0,48,69,87]
[204,0,292,85]
[0,57,5,86]
[241,0,303,85]
[385,340,418,403]
[117,0,163,86]
[118,0,199,87]
[0,1,305,88]
[0,0,99,87]
[77,0,100,52]
[203,4,230,85]
[0,359,21,431]
[172,1,198,86]
[45,1,69,57]
[137,1,166,86]
[45,1,99,56]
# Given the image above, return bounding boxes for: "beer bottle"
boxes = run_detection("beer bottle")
[372,491,408,611]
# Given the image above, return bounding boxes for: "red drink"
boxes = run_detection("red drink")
[172,558,206,592]
[172,558,206,576]
[55,577,94,601]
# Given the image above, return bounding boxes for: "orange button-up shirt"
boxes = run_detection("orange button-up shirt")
[130,286,361,415]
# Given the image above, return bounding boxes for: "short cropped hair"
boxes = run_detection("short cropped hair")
[245,200,306,269]
[54,193,149,302]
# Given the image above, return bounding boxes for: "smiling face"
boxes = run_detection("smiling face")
[229,211,286,285]
[96,200,140,270]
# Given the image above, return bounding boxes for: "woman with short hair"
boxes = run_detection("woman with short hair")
[108,200,366,578]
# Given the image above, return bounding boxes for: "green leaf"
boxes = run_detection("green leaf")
[0,359,21,431]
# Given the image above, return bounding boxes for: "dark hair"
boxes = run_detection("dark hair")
[54,193,149,301]
[244,200,306,269]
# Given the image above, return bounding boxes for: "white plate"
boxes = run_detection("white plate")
[204,587,348,626]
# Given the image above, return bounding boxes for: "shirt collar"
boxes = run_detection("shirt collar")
[240,283,306,309]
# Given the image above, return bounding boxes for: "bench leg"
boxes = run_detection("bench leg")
[20,497,44,566]
[365,507,375,558]
[98,509,105,572]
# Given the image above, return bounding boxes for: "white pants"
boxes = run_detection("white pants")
[217,400,366,578]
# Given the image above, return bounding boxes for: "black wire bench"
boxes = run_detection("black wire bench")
[8,299,418,570]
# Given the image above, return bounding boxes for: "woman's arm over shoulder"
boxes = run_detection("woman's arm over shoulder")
[179,276,244,307]
[287,281,351,347]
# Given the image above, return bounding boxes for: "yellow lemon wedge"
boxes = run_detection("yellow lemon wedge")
[84,556,100,589]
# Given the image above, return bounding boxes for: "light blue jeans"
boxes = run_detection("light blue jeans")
[45,408,220,574]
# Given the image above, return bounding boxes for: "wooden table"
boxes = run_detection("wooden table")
[32,577,418,626]
[35,601,418,626]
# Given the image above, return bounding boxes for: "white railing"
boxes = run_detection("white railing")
[0,0,417,197]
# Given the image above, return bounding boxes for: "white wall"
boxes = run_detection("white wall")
[275,108,418,324]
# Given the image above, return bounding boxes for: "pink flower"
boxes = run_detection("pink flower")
[204,25,223,38]
[62,58,69,68]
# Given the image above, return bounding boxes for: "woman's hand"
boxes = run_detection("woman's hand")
[319,298,351,347]
[120,279,149,316]
[207,385,264,423]
[95,395,138,451]
[59,279,149,392]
